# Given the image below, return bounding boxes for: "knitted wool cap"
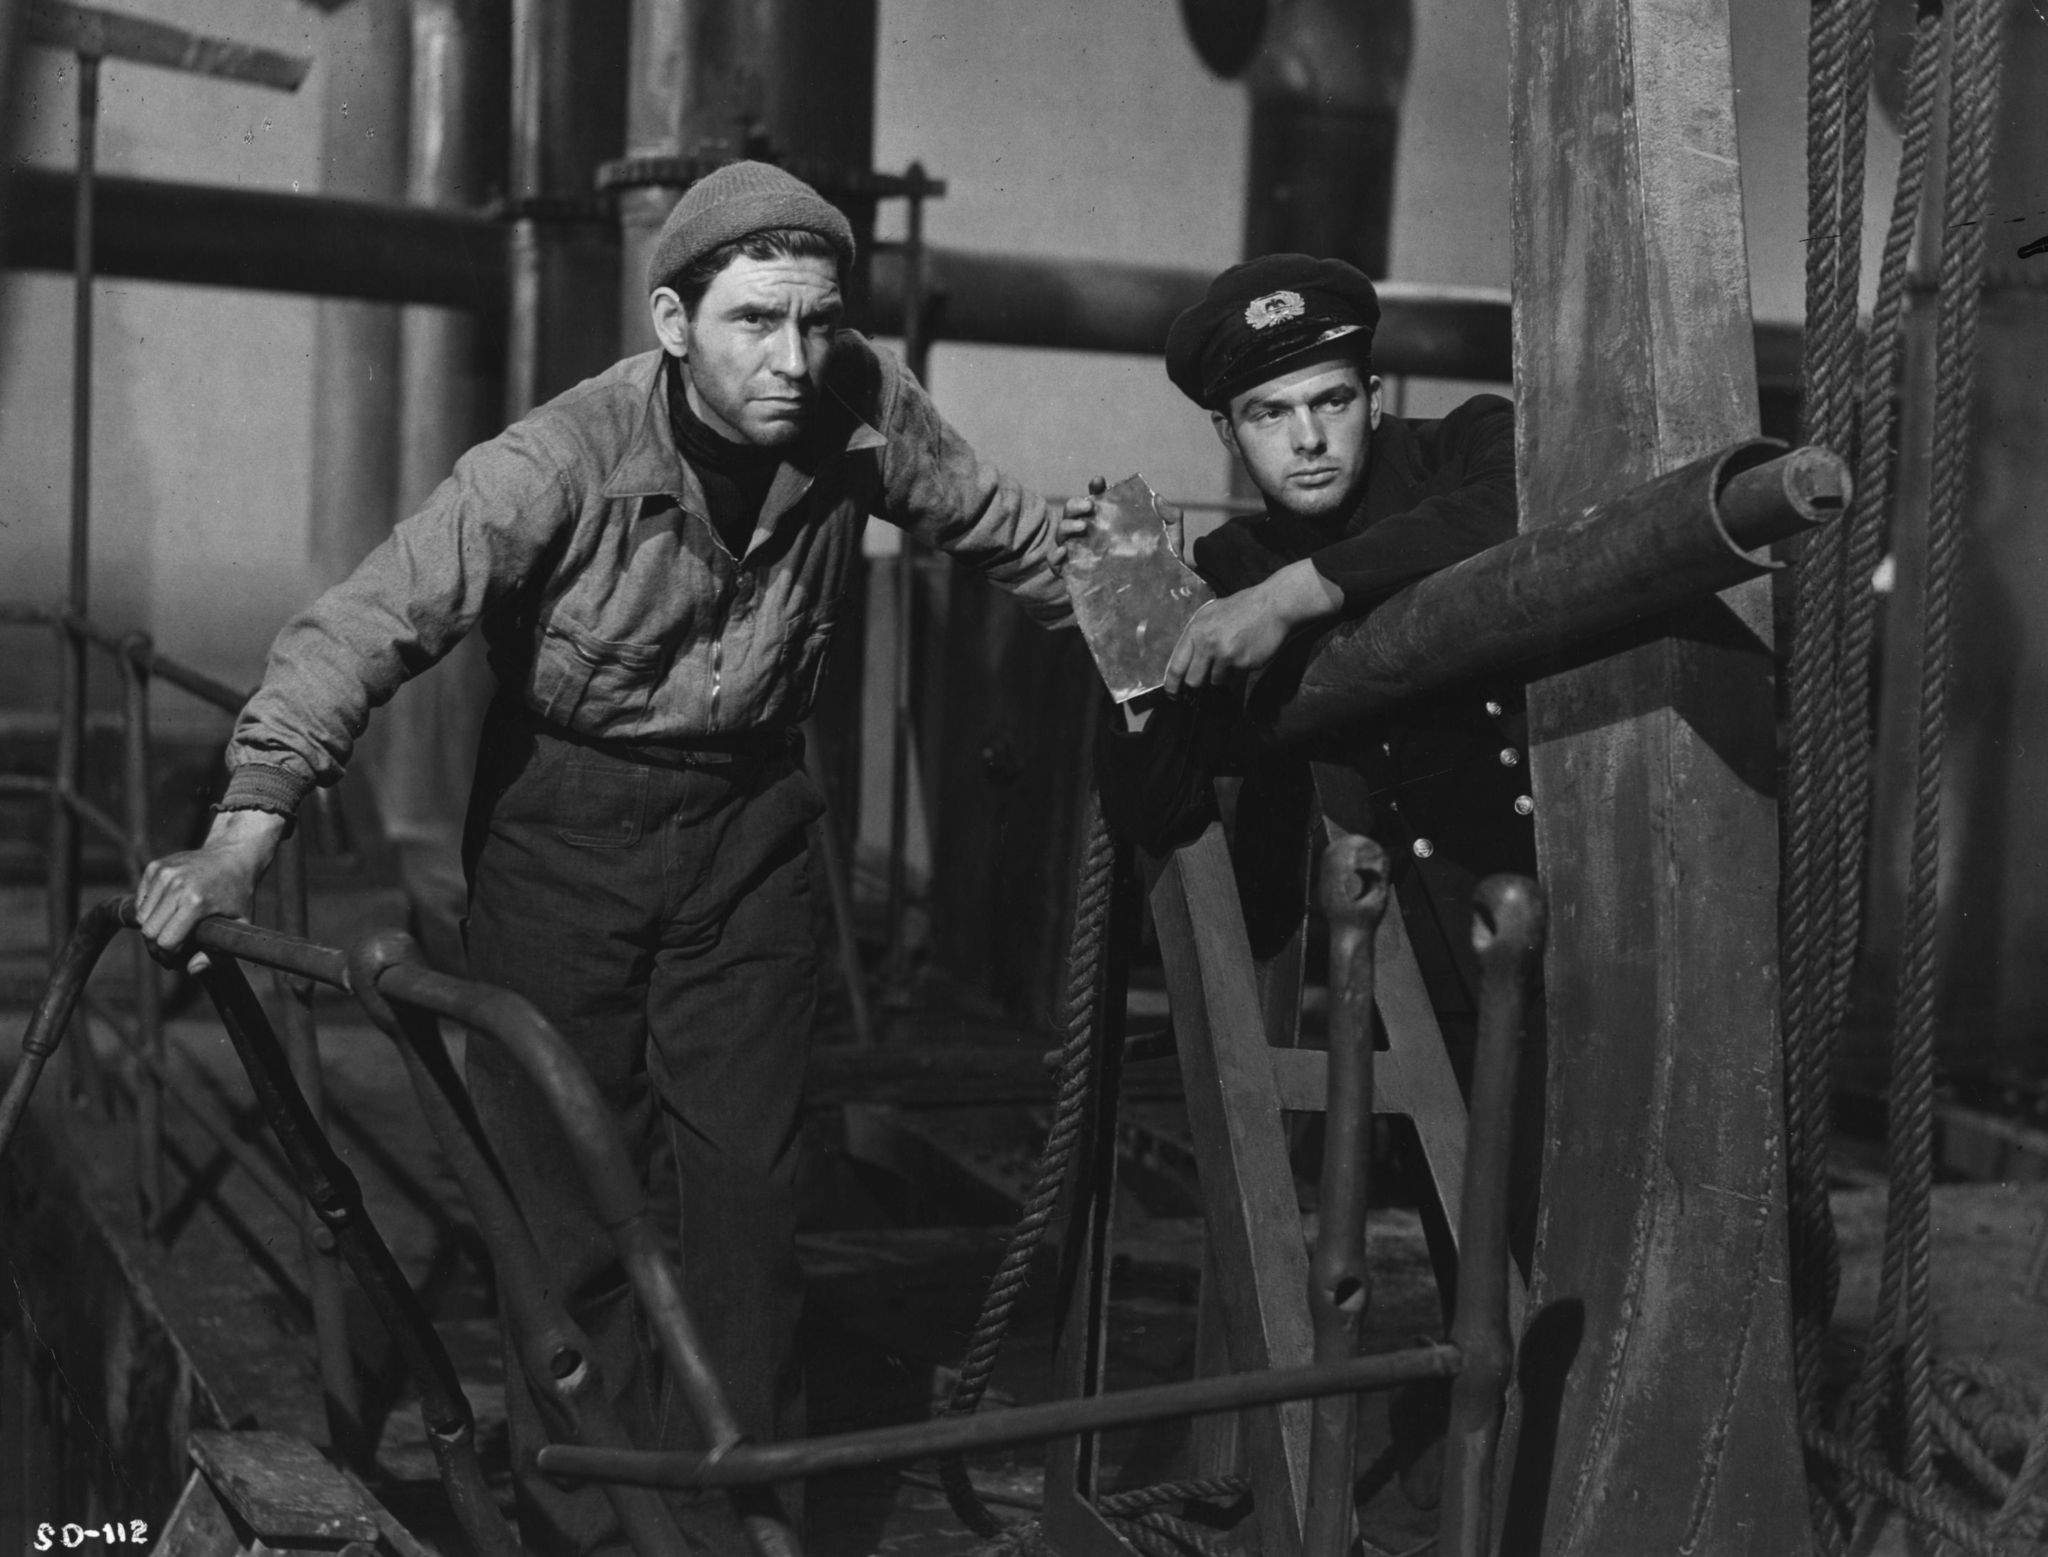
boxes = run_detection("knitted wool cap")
[644,160,857,295]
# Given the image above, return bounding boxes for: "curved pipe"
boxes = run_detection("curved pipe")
[1438,875,1546,1557]
[1305,833,1390,1557]
[1240,0,1414,271]
[189,952,519,1557]
[361,948,802,1557]
[346,931,689,1557]
[0,896,124,1153]
[538,1343,1463,1491]
[1245,441,1849,747]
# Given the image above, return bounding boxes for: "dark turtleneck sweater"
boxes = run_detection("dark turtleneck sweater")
[666,358,782,561]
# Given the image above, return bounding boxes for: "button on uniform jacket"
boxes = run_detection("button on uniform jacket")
[222,335,1073,816]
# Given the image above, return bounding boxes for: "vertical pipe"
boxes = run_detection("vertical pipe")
[1438,876,1544,1557]
[53,51,98,1108]
[882,177,928,997]
[117,640,164,1240]
[66,52,94,622]
[275,833,364,1464]
[381,0,511,864]
[618,0,878,354]
[1240,0,1412,270]
[507,0,623,416]
[306,0,409,591]
[1303,833,1387,1557]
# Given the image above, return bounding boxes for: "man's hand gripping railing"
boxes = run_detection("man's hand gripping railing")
[0,898,518,1556]
[2,902,803,1557]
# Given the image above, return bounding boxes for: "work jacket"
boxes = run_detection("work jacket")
[222,335,1071,816]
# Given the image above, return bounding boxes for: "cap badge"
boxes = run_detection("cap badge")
[1244,290,1306,330]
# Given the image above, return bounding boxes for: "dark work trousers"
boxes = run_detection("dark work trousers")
[461,707,821,1556]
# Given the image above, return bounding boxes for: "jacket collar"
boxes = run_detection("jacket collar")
[600,349,888,518]
[1348,408,1422,534]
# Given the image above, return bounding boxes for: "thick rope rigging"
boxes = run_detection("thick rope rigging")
[1785,0,2035,1550]
[935,791,1248,1554]
[937,790,1119,1539]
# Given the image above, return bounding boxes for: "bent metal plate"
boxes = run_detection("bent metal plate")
[1063,474,1215,703]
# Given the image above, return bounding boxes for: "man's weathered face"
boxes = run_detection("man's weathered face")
[651,251,842,448]
[1214,356,1381,521]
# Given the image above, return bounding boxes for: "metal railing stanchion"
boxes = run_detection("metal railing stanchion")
[52,51,101,1108]
[273,830,365,1465]
[115,637,165,1237]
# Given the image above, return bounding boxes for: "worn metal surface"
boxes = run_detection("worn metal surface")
[1503,0,1811,1547]
[1064,475,1216,703]
[184,1431,379,1544]
[1245,443,1845,748]
[1439,877,1543,1557]
[1304,835,1386,1557]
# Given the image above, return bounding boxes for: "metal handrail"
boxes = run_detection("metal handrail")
[0,683,1540,1556]
[0,602,363,1454]
[0,601,253,713]
[538,1344,1465,1490]
[0,900,812,1556]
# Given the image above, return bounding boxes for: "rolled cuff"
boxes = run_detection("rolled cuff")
[218,761,313,818]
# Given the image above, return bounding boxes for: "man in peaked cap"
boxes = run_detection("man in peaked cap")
[1067,250,1541,1345]
[1070,252,1535,991]
[137,161,1084,1555]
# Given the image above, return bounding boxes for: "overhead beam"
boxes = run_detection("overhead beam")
[1,167,507,308]
[1502,0,1812,1549]
[23,0,310,90]
[0,166,1809,394]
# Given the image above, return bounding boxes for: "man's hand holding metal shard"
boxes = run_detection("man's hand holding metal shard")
[1055,473,1235,852]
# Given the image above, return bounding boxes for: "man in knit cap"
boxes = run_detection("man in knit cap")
[136,161,1078,1554]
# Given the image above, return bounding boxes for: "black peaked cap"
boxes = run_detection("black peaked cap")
[1165,254,1382,409]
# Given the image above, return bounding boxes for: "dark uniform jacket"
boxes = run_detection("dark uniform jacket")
[1102,391,1535,1021]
